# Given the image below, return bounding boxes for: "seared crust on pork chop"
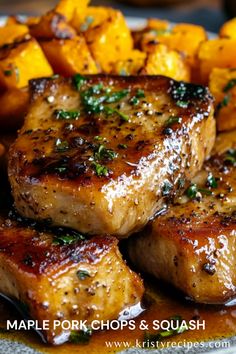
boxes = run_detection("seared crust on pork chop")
[129,131,236,304]
[0,216,144,344]
[9,75,215,237]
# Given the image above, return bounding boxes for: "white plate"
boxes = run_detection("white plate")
[0,15,231,354]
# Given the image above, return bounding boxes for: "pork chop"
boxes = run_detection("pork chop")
[128,130,236,304]
[0,214,144,344]
[9,75,215,237]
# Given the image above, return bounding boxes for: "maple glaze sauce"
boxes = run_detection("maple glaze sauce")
[0,279,236,353]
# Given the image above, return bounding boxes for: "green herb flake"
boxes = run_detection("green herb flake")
[118,143,127,149]
[3,69,12,76]
[52,232,85,246]
[224,149,236,165]
[150,28,172,36]
[77,270,91,280]
[165,116,182,127]
[119,68,128,76]
[94,135,103,141]
[104,106,129,122]
[223,78,236,92]
[92,161,109,177]
[217,95,231,111]
[198,188,213,196]
[73,74,87,90]
[55,138,69,152]
[186,183,213,199]
[176,100,189,108]
[136,89,145,98]
[143,315,188,348]
[162,180,173,196]
[186,184,198,199]
[105,89,129,103]
[54,166,67,174]
[114,109,129,122]
[94,144,118,161]
[54,109,80,120]
[69,328,92,344]
[80,16,94,32]
[206,173,218,188]
[130,96,139,106]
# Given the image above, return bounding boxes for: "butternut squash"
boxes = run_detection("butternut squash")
[0,37,53,89]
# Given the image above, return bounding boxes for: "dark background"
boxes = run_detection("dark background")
[0,0,230,33]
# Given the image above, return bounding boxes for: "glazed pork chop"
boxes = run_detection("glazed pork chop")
[9,75,215,237]
[129,130,236,304]
[0,215,144,344]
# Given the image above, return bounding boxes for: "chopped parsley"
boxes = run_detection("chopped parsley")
[165,116,182,127]
[80,16,94,32]
[136,89,145,98]
[162,180,173,196]
[52,231,85,245]
[129,89,145,106]
[176,100,188,108]
[77,270,91,280]
[94,144,118,161]
[217,78,236,113]
[118,143,127,149]
[94,135,103,141]
[224,149,236,165]
[104,106,129,121]
[150,28,172,36]
[54,109,80,120]
[3,69,12,76]
[223,78,236,92]
[74,77,130,121]
[105,89,129,103]
[186,183,212,199]
[54,166,67,174]
[130,96,139,106]
[55,138,69,152]
[206,173,218,188]
[69,328,92,344]
[73,74,87,90]
[144,315,188,348]
[217,95,231,111]
[91,161,109,177]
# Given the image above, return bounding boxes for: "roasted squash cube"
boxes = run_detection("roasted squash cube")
[198,39,236,84]
[30,11,76,40]
[0,37,53,89]
[56,0,89,22]
[41,36,98,76]
[75,7,133,72]
[141,44,190,81]
[219,18,236,39]
[71,6,111,33]
[110,50,146,75]
[147,18,170,30]
[142,23,206,71]
[0,24,29,46]
[209,67,236,132]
